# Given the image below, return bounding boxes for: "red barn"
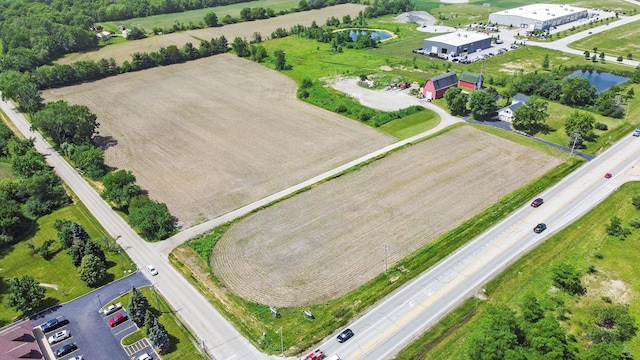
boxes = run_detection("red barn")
[422,72,458,100]
[458,71,484,90]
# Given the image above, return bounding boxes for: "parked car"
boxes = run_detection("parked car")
[48,330,71,344]
[531,198,544,208]
[137,354,153,360]
[103,302,123,316]
[147,265,158,276]
[337,328,354,343]
[41,318,67,333]
[108,312,129,327]
[56,343,77,358]
[533,223,547,234]
[66,356,83,360]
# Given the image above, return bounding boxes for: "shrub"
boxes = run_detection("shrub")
[629,218,640,228]
[335,104,348,113]
[594,122,608,130]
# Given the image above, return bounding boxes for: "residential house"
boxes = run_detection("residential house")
[498,93,530,122]
[421,72,458,100]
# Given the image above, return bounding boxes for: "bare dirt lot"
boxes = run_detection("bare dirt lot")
[59,4,366,65]
[43,54,394,227]
[212,126,563,306]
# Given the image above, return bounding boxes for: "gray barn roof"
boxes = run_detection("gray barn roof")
[429,72,458,91]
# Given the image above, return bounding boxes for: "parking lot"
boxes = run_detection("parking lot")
[30,272,154,360]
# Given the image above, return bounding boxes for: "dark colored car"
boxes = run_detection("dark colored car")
[531,198,544,208]
[533,223,547,234]
[108,312,128,327]
[56,343,77,358]
[41,318,67,333]
[337,328,354,343]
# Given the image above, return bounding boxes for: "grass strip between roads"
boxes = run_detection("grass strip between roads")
[170,126,584,355]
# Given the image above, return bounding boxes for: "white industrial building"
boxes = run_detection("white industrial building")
[421,31,493,57]
[489,4,588,30]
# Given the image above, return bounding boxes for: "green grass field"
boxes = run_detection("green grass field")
[378,108,440,139]
[569,21,640,60]
[398,181,640,359]
[102,0,300,32]
[0,205,134,326]
[113,287,205,359]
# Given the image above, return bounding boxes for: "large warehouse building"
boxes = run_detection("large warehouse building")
[489,4,588,30]
[421,31,492,57]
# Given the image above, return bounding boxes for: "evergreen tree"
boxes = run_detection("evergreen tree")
[148,319,170,353]
[79,254,107,287]
[128,287,150,326]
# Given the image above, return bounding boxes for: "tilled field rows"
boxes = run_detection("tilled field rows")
[212,126,563,306]
[44,54,395,227]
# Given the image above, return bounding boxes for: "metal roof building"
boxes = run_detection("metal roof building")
[489,4,588,30]
[422,31,492,57]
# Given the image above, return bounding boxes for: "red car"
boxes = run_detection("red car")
[302,349,326,360]
[605,172,612,178]
[531,198,544,208]
[108,312,128,327]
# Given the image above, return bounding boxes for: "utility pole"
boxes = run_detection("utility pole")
[570,131,582,155]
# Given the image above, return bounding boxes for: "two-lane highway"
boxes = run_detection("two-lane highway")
[316,133,640,359]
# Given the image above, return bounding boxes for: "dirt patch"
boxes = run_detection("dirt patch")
[44,54,394,227]
[584,274,632,305]
[395,11,437,25]
[59,4,366,65]
[212,126,563,306]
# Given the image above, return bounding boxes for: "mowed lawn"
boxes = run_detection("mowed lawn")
[400,181,640,358]
[379,108,440,139]
[0,205,131,326]
[569,21,640,59]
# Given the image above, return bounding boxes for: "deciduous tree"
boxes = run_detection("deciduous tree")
[79,254,107,287]
[203,12,219,27]
[31,101,99,146]
[128,196,174,240]
[444,87,468,116]
[7,275,45,314]
[513,96,549,135]
[565,111,596,142]
[101,170,142,209]
[468,91,496,120]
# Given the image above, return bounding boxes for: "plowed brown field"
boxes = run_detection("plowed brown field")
[212,126,563,306]
[59,4,366,65]
[43,54,394,227]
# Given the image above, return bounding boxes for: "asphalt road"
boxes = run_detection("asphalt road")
[314,132,640,359]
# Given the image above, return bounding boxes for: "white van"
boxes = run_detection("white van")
[326,356,341,360]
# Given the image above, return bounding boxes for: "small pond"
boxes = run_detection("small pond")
[345,29,393,41]
[567,70,629,94]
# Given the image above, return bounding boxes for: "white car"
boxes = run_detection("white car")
[138,353,153,360]
[48,330,70,344]
[147,265,158,276]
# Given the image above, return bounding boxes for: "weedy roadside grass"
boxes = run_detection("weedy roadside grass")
[398,181,640,359]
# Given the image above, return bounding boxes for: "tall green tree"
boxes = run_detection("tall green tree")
[203,12,219,27]
[128,287,150,326]
[148,318,171,353]
[467,304,525,360]
[231,37,250,57]
[31,101,99,146]
[512,97,550,135]
[274,49,289,71]
[561,77,597,107]
[444,87,468,116]
[7,275,45,314]
[102,170,142,209]
[54,219,75,249]
[565,111,596,143]
[128,196,174,240]
[468,91,496,120]
[79,254,107,287]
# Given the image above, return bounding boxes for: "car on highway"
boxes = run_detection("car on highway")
[337,328,354,343]
[147,265,158,276]
[605,172,612,179]
[56,343,77,358]
[633,127,640,137]
[41,318,66,333]
[108,312,128,327]
[531,198,544,208]
[48,330,71,344]
[533,223,547,234]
